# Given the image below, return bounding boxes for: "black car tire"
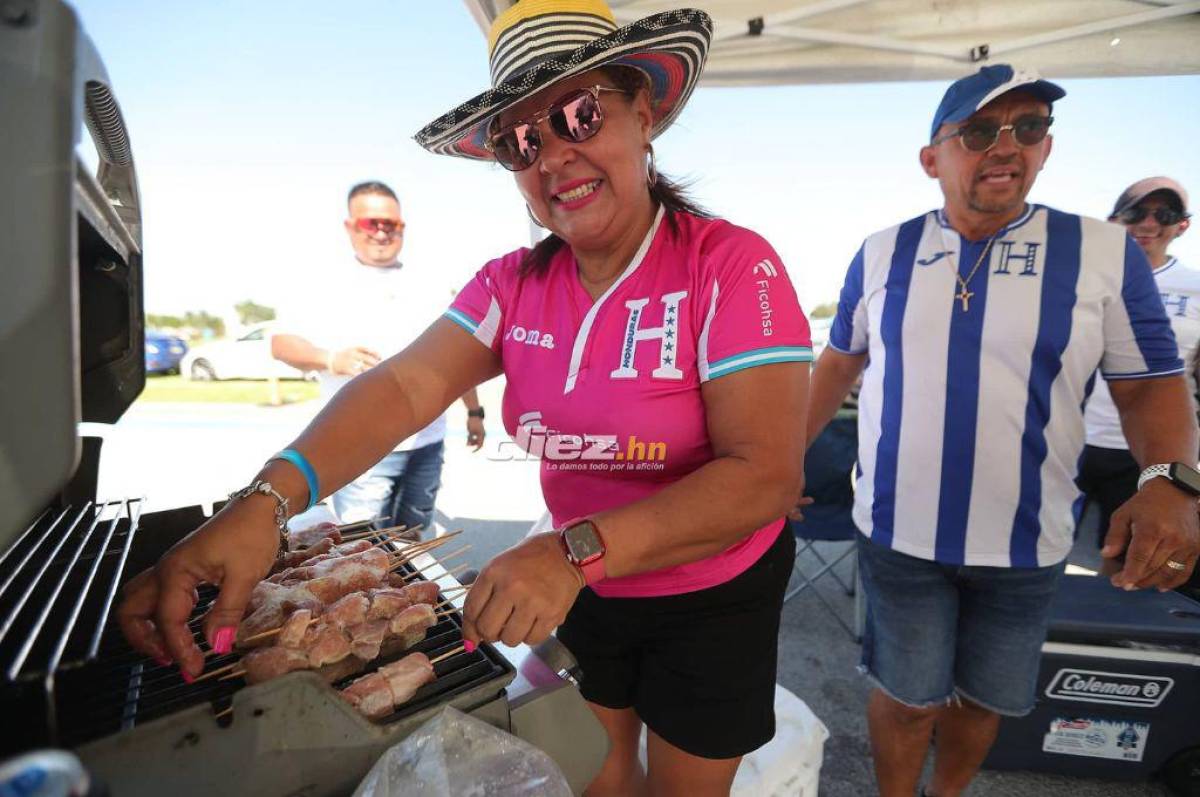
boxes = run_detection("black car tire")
[190,360,217,381]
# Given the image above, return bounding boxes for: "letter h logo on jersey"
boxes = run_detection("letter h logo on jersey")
[1161,293,1189,318]
[610,291,688,380]
[993,241,1040,276]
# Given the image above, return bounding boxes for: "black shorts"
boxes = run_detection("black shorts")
[1075,445,1139,547]
[556,526,795,760]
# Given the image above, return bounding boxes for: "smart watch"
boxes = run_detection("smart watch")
[559,518,607,585]
[1137,462,1200,497]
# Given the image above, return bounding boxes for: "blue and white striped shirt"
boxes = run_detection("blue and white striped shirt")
[830,204,1182,567]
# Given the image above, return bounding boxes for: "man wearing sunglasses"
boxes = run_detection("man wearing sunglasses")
[1081,178,1199,551]
[806,65,1199,797]
[271,181,486,535]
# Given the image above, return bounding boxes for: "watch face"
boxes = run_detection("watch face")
[1170,462,1200,495]
[564,522,604,562]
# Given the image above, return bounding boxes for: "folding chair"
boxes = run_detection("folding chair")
[784,416,864,641]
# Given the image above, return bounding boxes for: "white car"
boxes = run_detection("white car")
[181,324,310,381]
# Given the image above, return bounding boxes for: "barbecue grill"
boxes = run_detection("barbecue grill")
[0,3,606,793]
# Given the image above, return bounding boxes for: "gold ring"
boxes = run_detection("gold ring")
[1165,559,1188,571]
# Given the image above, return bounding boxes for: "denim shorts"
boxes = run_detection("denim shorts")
[856,534,1066,717]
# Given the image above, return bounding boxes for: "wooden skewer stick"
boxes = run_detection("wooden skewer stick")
[401,547,472,580]
[191,662,241,684]
[430,645,467,665]
[336,516,386,532]
[214,706,233,720]
[341,523,414,542]
[441,584,471,595]
[386,530,458,561]
[220,669,246,682]
[387,533,463,570]
[238,612,320,648]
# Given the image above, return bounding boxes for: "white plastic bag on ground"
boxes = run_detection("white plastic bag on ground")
[638,684,829,796]
[732,685,829,796]
[353,707,572,797]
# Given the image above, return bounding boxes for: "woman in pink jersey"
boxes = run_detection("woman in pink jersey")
[118,3,812,793]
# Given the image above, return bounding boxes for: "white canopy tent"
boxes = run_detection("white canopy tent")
[463,0,1200,84]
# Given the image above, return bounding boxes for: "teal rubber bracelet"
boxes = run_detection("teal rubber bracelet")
[272,448,320,512]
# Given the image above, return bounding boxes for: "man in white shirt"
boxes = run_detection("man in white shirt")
[271,181,486,535]
[807,67,1199,797]
[1080,177,1198,546]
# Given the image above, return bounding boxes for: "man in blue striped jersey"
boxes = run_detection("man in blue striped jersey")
[806,65,1200,797]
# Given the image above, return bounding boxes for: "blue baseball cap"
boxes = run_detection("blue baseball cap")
[930,64,1066,141]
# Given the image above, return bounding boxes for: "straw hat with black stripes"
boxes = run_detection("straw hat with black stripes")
[414,0,712,160]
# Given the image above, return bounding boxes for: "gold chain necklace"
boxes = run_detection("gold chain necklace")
[948,234,998,312]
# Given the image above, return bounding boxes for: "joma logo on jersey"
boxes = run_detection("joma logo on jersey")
[611,291,688,380]
[492,411,667,469]
[504,325,556,349]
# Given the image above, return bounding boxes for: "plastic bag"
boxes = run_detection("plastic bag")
[353,707,573,797]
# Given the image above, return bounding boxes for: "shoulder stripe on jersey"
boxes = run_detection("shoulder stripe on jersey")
[444,308,479,334]
[705,346,813,381]
[563,206,666,394]
[830,245,866,354]
[1121,235,1185,376]
[696,280,719,380]
[933,230,994,565]
[477,296,502,347]
[1010,208,1082,568]
[870,215,925,548]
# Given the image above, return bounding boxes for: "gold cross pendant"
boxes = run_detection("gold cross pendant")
[956,287,974,312]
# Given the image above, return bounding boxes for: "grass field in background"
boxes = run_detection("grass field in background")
[141,375,319,404]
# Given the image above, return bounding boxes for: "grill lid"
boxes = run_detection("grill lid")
[0,1,145,545]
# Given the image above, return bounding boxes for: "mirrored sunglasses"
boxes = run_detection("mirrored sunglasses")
[354,218,404,236]
[486,85,629,172]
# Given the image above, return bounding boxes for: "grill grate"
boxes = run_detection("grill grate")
[55,581,506,748]
[0,500,144,746]
[0,511,511,755]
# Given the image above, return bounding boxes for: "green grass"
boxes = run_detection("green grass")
[141,374,319,404]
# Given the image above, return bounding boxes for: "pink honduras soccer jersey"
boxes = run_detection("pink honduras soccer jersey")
[446,209,812,597]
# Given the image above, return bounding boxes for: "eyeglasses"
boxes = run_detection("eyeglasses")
[932,115,1054,152]
[485,85,629,172]
[1114,205,1190,227]
[354,218,404,236]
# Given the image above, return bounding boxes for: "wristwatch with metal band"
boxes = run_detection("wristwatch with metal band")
[1137,462,1200,496]
[559,518,607,585]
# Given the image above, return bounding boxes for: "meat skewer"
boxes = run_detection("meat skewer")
[284,517,398,551]
[339,645,469,720]
[229,602,440,684]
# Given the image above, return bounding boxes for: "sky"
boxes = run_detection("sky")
[71,0,1200,325]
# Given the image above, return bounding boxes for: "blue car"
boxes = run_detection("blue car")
[145,330,188,375]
